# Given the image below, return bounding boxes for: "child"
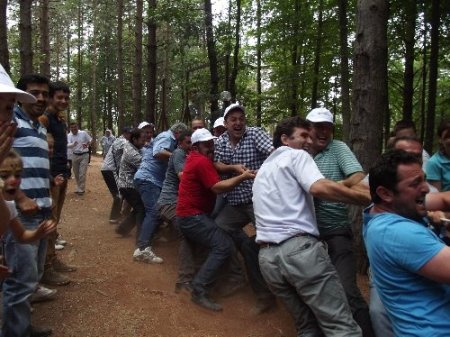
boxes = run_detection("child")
[0,150,56,280]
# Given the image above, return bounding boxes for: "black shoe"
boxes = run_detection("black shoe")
[175,282,193,294]
[251,296,277,315]
[30,325,52,337]
[191,293,222,312]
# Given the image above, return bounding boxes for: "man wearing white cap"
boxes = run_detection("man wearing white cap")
[306,106,374,337]
[100,129,115,158]
[212,116,226,137]
[138,121,155,144]
[176,128,255,311]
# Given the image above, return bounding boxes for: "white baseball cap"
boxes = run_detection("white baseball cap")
[191,128,217,144]
[138,121,154,129]
[213,117,225,129]
[223,103,245,119]
[305,107,334,124]
[0,64,36,103]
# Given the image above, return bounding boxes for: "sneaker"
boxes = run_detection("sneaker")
[30,285,57,303]
[53,258,77,272]
[191,293,222,312]
[55,236,67,246]
[250,296,277,315]
[41,268,70,286]
[30,325,52,337]
[133,247,163,264]
[109,219,118,224]
[175,282,193,294]
[55,244,65,251]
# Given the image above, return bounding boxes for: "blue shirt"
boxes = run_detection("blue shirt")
[134,130,176,187]
[425,151,450,191]
[363,209,450,336]
[13,106,52,216]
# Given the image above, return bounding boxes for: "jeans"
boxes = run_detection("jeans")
[259,235,362,337]
[116,188,145,238]
[135,179,161,249]
[2,213,48,337]
[177,214,234,296]
[322,228,375,337]
[215,202,273,299]
[101,170,122,221]
[368,272,394,337]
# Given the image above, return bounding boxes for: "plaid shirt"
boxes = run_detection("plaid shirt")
[214,126,273,205]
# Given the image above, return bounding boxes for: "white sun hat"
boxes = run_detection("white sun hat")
[191,128,217,144]
[0,64,36,103]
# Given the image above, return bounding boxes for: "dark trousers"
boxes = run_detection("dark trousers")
[116,188,145,240]
[101,170,122,221]
[177,214,234,296]
[323,228,375,337]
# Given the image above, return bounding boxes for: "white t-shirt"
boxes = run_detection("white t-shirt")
[6,200,18,221]
[252,146,324,243]
[67,130,92,154]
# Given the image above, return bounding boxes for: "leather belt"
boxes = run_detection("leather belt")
[259,232,317,249]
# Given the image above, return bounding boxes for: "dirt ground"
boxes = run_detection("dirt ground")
[32,155,369,337]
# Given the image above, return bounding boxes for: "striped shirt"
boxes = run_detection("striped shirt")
[101,136,128,181]
[13,106,52,215]
[214,126,273,205]
[313,139,363,235]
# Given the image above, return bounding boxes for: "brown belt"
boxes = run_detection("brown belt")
[259,232,317,249]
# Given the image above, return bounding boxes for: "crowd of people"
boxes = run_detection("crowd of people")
[1,61,450,337]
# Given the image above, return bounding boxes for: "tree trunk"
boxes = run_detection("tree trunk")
[420,15,428,142]
[256,0,262,127]
[117,0,125,131]
[76,1,83,127]
[66,28,71,123]
[290,0,300,117]
[338,0,351,143]
[90,6,98,154]
[229,0,241,100]
[424,0,440,154]
[133,0,143,125]
[402,0,417,121]
[204,0,220,123]
[310,0,323,109]
[39,0,51,78]
[0,0,9,72]
[19,0,33,75]
[146,0,157,125]
[350,0,389,273]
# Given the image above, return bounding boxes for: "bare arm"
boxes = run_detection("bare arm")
[15,189,39,215]
[309,178,371,206]
[425,191,450,211]
[9,218,56,243]
[417,246,450,283]
[213,161,246,175]
[340,172,366,188]
[211,170,255,194]
[154,150,172,161]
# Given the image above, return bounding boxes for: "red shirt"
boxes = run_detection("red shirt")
[176,151,220,217]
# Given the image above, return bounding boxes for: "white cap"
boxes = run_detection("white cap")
[305,107,334,124]
[223,103,245,119]
[191,128,217,144]
[213,117,225,129]
[0,64,36,103]
[138,121,154,129]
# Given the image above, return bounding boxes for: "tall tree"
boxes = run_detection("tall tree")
[204,0,220,122]
[76,1,83,126]
[310,0,323,109]
[39,0,50,77]
[133,0,143,125]
[0,0,9,71]
[229,0,241,99]
[350,0,389,272]
[338,0,351,142]
[402,0,417,121]
[424,0,440,153]
[255,0,262,126]
[117,0,125,131]
[19,0,33,74]
[145,0,157,125]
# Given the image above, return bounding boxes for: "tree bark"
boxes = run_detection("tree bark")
[290,0,300,117]
[19,0,33,75]
[39,0,51,78]
[310,0,323,109]
[350,0,389,273]
[402,0,417,121]
[117,0,125,131]
[229,0,241,100]
[338,0,351,143]
[76,1,83,127]
[0,0,9,72]
[204,0,220,123]
[133,0,144,125]
[256,0,262,127]
[424,0,440,154]
[146,0,157,125]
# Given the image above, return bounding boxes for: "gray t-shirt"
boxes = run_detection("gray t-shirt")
[157,148,187,206]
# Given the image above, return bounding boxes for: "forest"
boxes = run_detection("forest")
[0,0,449,162]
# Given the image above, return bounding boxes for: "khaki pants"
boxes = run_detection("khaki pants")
[72,153,89,192]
